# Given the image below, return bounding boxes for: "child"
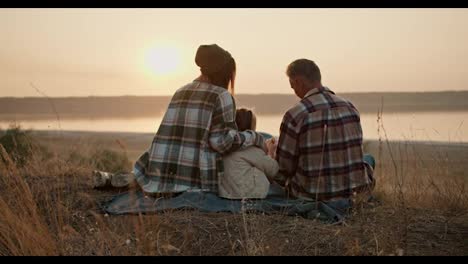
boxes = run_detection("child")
[218,108,279,199]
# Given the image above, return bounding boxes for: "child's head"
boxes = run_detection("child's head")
[236,108,257,131]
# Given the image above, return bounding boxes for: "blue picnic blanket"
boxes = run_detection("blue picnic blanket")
[101,132,375,223]
[102,184,353,223]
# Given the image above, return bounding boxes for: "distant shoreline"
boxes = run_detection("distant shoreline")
[2,90,468,99]
[1,91,467,118]
[1,108,467,122]
[28,129,468,147]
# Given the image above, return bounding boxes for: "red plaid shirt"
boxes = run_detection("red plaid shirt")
[275,86,374,201]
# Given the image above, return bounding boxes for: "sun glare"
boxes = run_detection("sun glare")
[145,46,181,76]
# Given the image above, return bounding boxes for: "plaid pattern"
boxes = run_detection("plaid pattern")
[275,86,374,200]
[134,81,265,194]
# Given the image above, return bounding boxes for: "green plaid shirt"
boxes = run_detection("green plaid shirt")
[134,81,265,194]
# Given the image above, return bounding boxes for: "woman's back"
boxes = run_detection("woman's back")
[135,81,227,193]
[134,81,266,194]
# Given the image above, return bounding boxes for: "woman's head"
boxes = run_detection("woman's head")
[195,44,236,94]
[236,108,256,131]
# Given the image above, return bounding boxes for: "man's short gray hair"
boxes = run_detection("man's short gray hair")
[286,59,321,82]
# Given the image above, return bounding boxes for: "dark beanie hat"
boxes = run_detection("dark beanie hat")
[195,44,233,75]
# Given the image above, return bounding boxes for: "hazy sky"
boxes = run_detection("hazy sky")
[1,8,468,97]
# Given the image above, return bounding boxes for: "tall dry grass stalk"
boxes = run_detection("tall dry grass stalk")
[0,144,58,255]
[374,104,467,213]
[0,130,139,255]
[30,82,62,134]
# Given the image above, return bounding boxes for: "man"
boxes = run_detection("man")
[274,59,375,201]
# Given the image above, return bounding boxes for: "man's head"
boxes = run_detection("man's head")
[286,59,322,98]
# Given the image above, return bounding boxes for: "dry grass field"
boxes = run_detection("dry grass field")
[0,124,467,255]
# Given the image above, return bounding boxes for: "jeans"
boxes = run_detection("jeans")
[363,153,376,169]
[267,153,377,200]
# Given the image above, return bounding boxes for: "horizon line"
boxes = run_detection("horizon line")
[1,89,468,99]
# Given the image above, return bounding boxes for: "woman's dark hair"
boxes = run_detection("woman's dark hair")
[205,57,236,95]
[235,108,256,131]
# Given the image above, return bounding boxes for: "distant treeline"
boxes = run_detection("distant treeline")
[0,91,467,120]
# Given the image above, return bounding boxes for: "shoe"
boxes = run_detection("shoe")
[110,173,134,188]
[92,170,112,188]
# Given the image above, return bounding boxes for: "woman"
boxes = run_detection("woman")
[132,44,267,195]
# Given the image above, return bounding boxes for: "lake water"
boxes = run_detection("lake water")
[1,111,467,143]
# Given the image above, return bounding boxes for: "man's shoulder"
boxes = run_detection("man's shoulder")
[280,101,309,129]
[283,102,305,121]
[282,92,358,125]
[304,89,358,113]
[283,96,321,120]
[326,92,355,106]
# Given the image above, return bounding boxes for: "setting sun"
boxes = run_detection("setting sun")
[145,46,181,75]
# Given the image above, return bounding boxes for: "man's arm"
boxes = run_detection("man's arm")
[275,112,300,186]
